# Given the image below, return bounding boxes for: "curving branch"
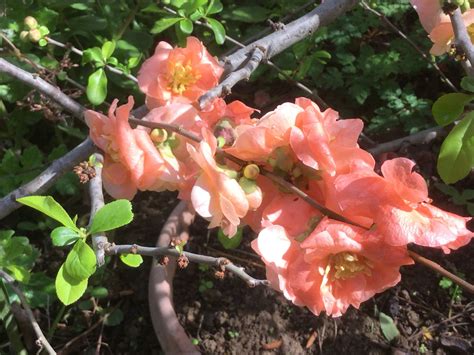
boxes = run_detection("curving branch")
[0,58,85,119]
[106,243,268,287]
[0,138,96,220]
[449,8,474,75]
[198,0,358,106]
[0,269,56,354]
[368,126,445,156]
[87,153,108,266]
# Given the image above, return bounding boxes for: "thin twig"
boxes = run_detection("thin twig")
[360,1,458,92]
[449,8,474,76]
[88,153,108,266]
[106,243,269,287]
[0,58,85,118]
[45,37,138,83]
[408,251,474,294]
[0,269,56,354]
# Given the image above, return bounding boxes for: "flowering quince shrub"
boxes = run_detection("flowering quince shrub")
[83,36,473,317]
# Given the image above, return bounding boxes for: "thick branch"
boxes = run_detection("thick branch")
[450,8,474,74]
[0,138,96,219]
[0,269,56,354]
[223,0,358,73]
[87,153,108,266]
[199,46,265,108]
[0,58,85,119]
[368,126,445,155]
[106,243,268,287]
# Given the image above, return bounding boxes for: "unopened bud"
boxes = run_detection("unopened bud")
[150,128,168,143]
[20,31,30,42]
[28,29,41,43]
[24,16,38,30]
[243,164,260,180]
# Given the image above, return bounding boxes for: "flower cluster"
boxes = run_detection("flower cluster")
[85,36,473,317]
[410,0,474,55]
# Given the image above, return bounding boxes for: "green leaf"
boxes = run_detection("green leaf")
[151,17,182,34]
[432,93,474,126]
[50,226,80,246]
[206,17,225,45]
[119,254,143,268]
[83,47,104,65]
[90,287,109,299]
[437,113,474,184]
[87,68,107,106]
[16,195,77,231]
[89,200,133,234]
[207,0,223,15]
[379,312,400,342]
[38,39,48,47]
[461,76,474,92]
[104,309,124,326]
[439,277,453,289]
[101,41,116,60]
[64,240,96,281]
[179,18,194,34]
[226,6,269,23]
[55,264,87,305]
[217,227,242,250]
[6,265,30,283]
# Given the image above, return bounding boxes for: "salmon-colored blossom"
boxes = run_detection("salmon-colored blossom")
[252,219,413,317]
[334,158,473,250]
[429,9,474,55]
[85,96,144,199]
[187,130,250,237]
[138,36,223,108]
[410,0,447,33]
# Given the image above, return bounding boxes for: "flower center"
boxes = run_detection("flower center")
[103,134,120,162]
[331,252,373,280]
[167,62,201,95]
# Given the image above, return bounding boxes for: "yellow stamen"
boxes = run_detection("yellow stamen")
[331,252,373,280]
[167,62,201,95]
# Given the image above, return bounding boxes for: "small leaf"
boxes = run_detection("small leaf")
[461,76,474,92]
[104,309,124,326]
[6,265,30,283]
[101,41,115,60]
[16,195,77,231]
[55,264,88,305]
[87,68,107,106]
[206,17,225,45]
[119,254,143,268]
[432,93,474,126]
[88,199,133,234]
[217,227,242,250]
[439,277,453,289]
[82,47,104,65]
[38,38,48,47]
[90,287,109,299]
[151,17,182,34]
[179,18,194,34]
[379,312,400,342]
[207,0,223,15]
[437,113,474,184]
[64,240,96,281]
[51,226,80,246]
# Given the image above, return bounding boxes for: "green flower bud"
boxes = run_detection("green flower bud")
[243,164,260,180]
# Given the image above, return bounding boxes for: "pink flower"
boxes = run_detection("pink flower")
[200,98,256,128]
[429,9,474,55]
[85,96,144,199]
[225,102,302,161]
[410,0,448,33]
[252,219,413,317]
[334,158,473,250]
[138,36,223,107]
[187,130,249,236]
[290,98,375,176]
